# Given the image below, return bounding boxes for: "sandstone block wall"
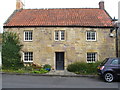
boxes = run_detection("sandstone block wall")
[4,27,116,69]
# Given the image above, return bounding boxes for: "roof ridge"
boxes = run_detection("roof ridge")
[23,8,101,10]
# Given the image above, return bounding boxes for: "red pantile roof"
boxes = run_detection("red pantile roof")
[4,8,113,27]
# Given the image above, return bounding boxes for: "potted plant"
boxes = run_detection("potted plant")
[43,64,51,71]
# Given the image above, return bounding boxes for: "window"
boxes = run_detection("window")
[55,30,65,41]
[86,31,96,41]
[55,31,59,41]
[24,52,33,62]
[87,52,97,63]
[111,59,118,65]
[61,31,65,40]
[24,31,33,41]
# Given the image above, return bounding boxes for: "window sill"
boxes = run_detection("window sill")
[24,40,33,42]
[86,40,97,42]
[54,40,65,42]
[23,61,33,63]
[86,61,96,63]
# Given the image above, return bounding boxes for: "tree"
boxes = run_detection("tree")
[2,32,23,70]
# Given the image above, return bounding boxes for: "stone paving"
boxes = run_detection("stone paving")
[46,70,77,75]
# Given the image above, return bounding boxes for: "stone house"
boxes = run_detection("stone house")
[3,0,116,70]
[117,22,120,57]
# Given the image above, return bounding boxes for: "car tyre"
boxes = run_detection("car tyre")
[104,73,114,82]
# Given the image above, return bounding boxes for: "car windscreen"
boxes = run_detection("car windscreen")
[100,58,109,66]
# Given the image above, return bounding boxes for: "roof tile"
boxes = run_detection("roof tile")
[4,8,113,27]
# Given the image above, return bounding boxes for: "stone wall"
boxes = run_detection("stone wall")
[4,27,116,69]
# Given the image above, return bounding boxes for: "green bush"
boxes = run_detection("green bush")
[23,66,33,71]
[67,61,101,74]
[32,69,48,74]
[2,32,24,70]
[43,64,51,69]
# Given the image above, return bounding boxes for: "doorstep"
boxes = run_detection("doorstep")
[46,70,77,75]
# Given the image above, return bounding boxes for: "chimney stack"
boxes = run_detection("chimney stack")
[99,1,105,9]
[16,0,24,10]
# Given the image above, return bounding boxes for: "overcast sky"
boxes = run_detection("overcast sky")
[0,0,119,33]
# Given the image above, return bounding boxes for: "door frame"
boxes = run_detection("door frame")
[54,52,65,70]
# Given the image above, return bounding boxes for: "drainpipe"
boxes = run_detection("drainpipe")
[112,18,119,57]
[115,27,119,57]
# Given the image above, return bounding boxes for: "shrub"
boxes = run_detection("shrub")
[67,61,101,74]
[23,66,33,71]
[43,64,51,69]
[32,69,48,74]
[2,32,24,70]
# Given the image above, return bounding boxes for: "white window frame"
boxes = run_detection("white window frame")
[86,52,97,63]
[23,52,33,62]
[54,30,65,41]
[86,31,96,41]
[55,31,59,41]
[60,30,65,41]
[24,31,33,41]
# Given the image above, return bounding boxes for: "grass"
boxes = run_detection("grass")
[2,64,51,74]
[2,69,29,73]
[2,66,49,74]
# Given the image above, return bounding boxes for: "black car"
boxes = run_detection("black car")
[97,58,120,82]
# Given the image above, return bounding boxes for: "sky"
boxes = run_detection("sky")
[0,0,120,33]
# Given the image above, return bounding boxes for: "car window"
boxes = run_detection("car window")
[111,59,118,65]
[119,59,120,64]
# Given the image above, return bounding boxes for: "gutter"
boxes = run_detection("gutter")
[3,25,114,28]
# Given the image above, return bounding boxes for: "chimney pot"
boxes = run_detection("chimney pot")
[99,1,105,9]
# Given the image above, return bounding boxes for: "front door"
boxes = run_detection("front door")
[55,52,64,70]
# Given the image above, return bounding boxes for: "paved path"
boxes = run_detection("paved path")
[46,70,77,75]
[2,74,119,88]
